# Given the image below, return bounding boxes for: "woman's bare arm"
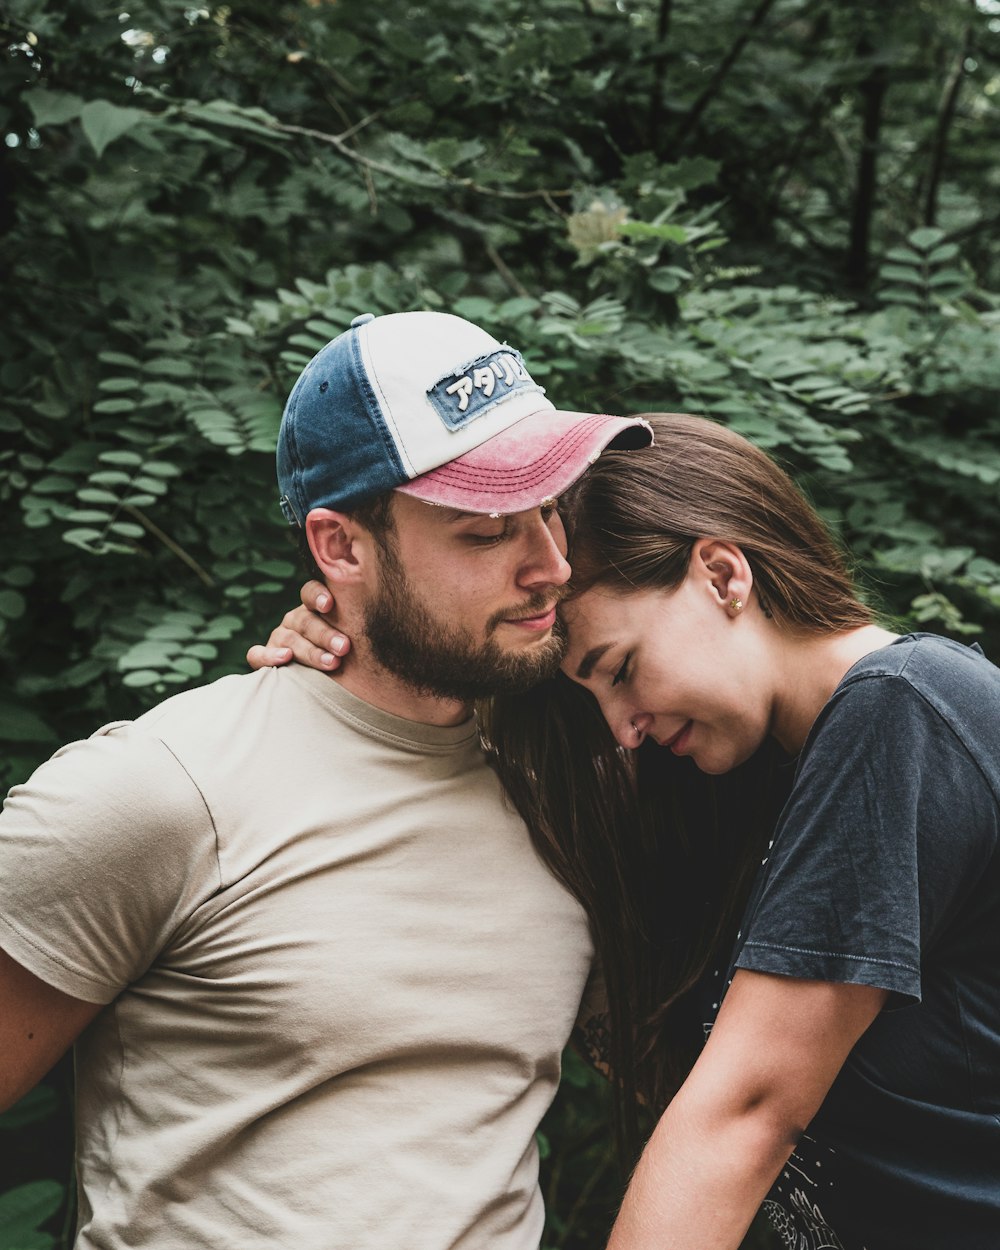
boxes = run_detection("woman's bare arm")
[606,968,887,1250]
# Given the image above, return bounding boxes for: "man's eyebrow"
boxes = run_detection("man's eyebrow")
[575,642,613,680]
[439,508,500,523]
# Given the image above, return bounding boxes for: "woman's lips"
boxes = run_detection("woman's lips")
[663,721,694,754]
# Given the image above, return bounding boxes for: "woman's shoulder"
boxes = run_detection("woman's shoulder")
[843,631,998,700]
[826,633,1000,773]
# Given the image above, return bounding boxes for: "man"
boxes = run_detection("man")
[0,310,650,1249]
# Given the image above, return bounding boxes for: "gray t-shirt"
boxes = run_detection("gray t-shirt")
[0,665,594,1249]
[730,634,1000,1250]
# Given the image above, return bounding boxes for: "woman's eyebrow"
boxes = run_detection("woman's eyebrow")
[575,642,614,680]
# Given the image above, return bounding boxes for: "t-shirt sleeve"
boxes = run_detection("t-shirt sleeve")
[0,724,220,1004]
[735,673,997,1003]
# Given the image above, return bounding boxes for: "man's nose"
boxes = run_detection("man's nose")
[517,516,571,590]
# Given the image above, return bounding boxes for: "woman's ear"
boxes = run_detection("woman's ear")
[690,538,753,616]
[304,509,369,586]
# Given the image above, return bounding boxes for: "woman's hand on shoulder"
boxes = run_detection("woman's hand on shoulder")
[246,580,352,673]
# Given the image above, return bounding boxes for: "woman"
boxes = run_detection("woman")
[254,414,1000,1250]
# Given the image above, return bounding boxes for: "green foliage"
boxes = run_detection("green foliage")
[1,1,998,1245]
[0,1181,63,1250]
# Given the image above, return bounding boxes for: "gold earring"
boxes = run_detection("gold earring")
[730,596,743,612]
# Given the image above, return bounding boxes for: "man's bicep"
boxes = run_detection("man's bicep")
[0,945,102,1113]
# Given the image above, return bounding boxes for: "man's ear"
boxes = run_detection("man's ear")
[304,509,370,585]
[690,537,753,615]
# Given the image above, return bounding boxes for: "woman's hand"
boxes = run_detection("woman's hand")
[246,580,352,672]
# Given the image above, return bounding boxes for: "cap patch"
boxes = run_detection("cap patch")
[427,348,544,430]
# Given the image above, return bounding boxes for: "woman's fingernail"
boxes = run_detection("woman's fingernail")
[317,594,331,611]
[330,637,346,655]
[320,652,335,667]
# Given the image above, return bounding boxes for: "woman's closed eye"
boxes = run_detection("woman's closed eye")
[612,652,632,687]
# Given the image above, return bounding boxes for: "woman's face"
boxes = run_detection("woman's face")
[560,561,777,775]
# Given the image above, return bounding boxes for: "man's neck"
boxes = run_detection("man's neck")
[330,641,474,728]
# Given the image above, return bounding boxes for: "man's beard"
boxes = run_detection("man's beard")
[362,543,566,702]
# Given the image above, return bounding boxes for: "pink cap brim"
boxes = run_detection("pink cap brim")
[395,410,653,514]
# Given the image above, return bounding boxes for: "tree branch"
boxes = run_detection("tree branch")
[484,240,532,299]
[673,0,779,149]
[122,505,216,588]
[268,118,573,203]
[924,20,974,226]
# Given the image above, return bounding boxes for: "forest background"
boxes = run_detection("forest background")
[1,1,999,1247]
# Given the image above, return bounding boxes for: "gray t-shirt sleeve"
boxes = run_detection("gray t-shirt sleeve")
[0,724,220,1003]
[735,672,997,1002]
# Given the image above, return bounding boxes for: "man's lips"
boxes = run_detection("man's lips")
[501,605,558,631]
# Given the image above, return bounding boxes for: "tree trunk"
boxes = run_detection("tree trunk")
[647,0,674,154]
[845,53,889,291]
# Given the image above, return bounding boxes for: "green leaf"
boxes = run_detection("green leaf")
[77,489,120,504]
[89,472,132,486]
[147,622,195,641]
[62,528,104,550]
[185,643,218,660]
[2,565,33,588]
[24,89,85,127]
[618,221,688,244]
[180,98,286,140]
[80,100,150,158]
[0,590,27,620]
[0,703,57,743]
[146,358,196,379]
[171,656,204,678]
[927,268,966,289]
[0,1180,63,1240]
[66,509,112,523]
[99,451,144,466]
[107,521,145,540]
[884,246,923,266]
[200,616,243,641]
[880,264,923,286]
[29,475,75,495]
[92,398,136,414]
[98,377,140,393]
[0,1084,59,1130]
[907,226,946,251]
[132,476,168,495]
[927,242,960,264]
[121,670,165,688]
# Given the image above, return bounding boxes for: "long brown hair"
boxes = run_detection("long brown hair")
[481,414,874,1159]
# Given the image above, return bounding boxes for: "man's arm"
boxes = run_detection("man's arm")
[605,969,887,1250]
[0,945,102,1113]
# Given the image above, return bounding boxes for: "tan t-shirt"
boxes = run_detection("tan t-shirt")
[0,665,593,1249]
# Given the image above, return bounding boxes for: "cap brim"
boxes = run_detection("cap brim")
[394,410,653,514]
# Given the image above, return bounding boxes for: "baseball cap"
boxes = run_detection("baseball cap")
[276,310,652,523]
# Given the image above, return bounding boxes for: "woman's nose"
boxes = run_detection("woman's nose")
[615,711,653,750]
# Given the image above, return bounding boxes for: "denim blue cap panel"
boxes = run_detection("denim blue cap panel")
[276,327,408,524]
